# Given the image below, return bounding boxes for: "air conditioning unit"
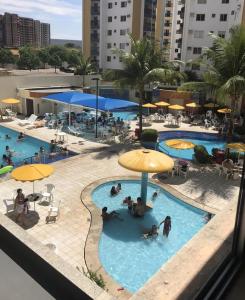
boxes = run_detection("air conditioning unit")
[187,46,192,50]
[188,30,193,34]
[190,12,195,17]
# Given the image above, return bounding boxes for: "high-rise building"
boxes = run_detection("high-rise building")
[34,20,41,48]
[0,12,50,48]
[156,0,245,64]
[41,23,51,47]
[82,0,158,70]
[19,17,34,46]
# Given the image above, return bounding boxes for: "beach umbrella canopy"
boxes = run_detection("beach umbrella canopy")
[204,103,219,108]
[227,143,245,153]
[12,164,54,210]
[166,139,195,150]
[118,149,174,203]
[142,103,157,108]
[217,108,232,114]
[1,98,20,104]
[186,102,201,108]
[168,104,184,110]
[154,101,170,107]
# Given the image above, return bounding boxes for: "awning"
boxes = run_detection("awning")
[43,91,138,111]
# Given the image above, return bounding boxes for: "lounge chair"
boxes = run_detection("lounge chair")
[67,126,84,136]
[18,114,38,126]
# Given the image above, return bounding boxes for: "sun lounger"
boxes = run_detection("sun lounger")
[67,126,84,136]
[18,114,38,126]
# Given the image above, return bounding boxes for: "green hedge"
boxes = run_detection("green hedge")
[141,129,158,142]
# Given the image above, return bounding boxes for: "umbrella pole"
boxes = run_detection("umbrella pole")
[141,172,148,204]
[69,104,71,126]
[33,181,36,211]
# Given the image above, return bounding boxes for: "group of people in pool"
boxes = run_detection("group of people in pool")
[1,133,25,167]
[143,216,172,239]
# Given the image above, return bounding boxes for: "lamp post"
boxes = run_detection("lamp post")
[92,77,99,138]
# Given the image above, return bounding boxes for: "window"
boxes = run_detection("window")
[121,15,127,22]
[107,56,111,62]
[107,30,112,36]
[121,1,127,7]
[212,13,216,18]
[119,57,122,62]
[108,2,112,8]
[114,29,117,33]
[107,43,112,49]
[120,29,126,35]
[231,10,235,15]
[120,43,126,49]
[193,47,202,54]
[196,14,205,21]
[222,0,229,3]
[218,31,226,38]
[197,0,207,3]
[175,49,179,53]
[114,16,117,19]
[194,30,204,38]
[220,14,227,21]
[108,16,112,22]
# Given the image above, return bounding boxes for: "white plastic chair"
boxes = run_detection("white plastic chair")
[3,199,15,215]
[179,165,189,178]
[41,184,55,204]
[18,114,38,126]
[47,200,61,220]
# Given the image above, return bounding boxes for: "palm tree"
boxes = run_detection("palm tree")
[179,25,245,136]
[75,55,94,87]
[103,36,186,136]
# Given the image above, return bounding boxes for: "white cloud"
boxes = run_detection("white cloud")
[0,0,81,17]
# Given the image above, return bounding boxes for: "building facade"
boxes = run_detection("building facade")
[0,12,50,48]
[83,0,245,70]
[83,0,158,70]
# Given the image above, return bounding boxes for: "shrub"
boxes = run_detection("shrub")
[141,129,158,142]
[194,145,211,164]
[82,268,106,290]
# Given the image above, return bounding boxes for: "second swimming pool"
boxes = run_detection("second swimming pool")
[92,180,207,292]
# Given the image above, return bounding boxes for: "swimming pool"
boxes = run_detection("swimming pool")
[0,126,76,167]
[112,111,137,121]
[92,180,206,292]
[158,131,226,160]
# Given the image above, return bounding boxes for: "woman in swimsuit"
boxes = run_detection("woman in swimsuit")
[14,189,25,224]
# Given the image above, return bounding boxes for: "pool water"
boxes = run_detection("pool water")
[112,111,137,121]
[0,126,76,167]
[159,131,226,160]
[92,180,206,292]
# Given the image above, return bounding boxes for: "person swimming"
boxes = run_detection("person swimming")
[101,207,122,221]
[116,183,121,193]
[152,190,159,200]
[17,132,25,141]
[5,134,11,140]
[110,186,118,196]
[143,225,158,239]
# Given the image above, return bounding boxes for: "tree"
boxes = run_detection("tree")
[0,48,15,67]
[17,46,40,71]
[179,25,245,137]
[75,55,94,86]
[67,50,81,68]
[103,36,186,135]
[38,48,50,69]
[65,42,75,48]
[48,54,62,73]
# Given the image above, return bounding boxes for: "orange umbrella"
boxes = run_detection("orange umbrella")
[154,101,170,107]
[168,104,184,110]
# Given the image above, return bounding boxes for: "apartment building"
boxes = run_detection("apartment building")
[41,23,51,47]
[83,0,158,70]
[0,12,50,48]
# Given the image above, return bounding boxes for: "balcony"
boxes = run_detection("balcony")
[91,34,99,42]
[91,21,99,29]
[91,7,100,15]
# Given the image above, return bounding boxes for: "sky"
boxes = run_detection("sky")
[0,0,82,40]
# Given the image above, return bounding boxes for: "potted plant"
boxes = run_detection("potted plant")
[141,129,159,149]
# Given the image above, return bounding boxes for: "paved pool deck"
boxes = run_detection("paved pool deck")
[0,118,241,299]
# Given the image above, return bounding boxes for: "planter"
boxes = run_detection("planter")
[141,141,157,150]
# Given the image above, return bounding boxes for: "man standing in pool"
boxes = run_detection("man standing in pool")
[159,216,171,237]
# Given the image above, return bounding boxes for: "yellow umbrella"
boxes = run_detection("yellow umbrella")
[12,164,54,209]
[1,98,20,104]
[186,102,201,108]
[168,104,184,110]
[154,101,170,107]
[227,143,245,153]
[204,103,219,108]
[217,108,232,114]
[166,139,195,150]
[142,103,157,108]
[118,149,174,203]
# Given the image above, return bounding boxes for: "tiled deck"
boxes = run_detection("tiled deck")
[0,118,241,298]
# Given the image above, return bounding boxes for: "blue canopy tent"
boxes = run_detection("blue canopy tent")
[43,91,138,126]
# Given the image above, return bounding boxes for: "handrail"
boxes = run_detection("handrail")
[157,142,170,155]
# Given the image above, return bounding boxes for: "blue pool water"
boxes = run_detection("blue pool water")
[92,180,206,292]
[112,111,137,121]
[0,126,76,167]
[159,131,226,160]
